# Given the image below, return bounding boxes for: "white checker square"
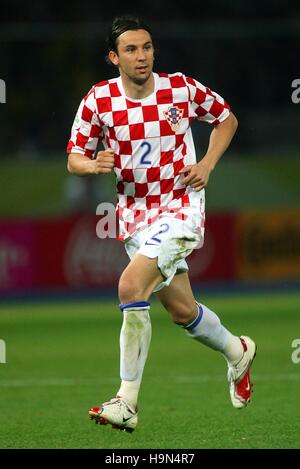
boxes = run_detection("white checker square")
[111,96,127,110]
[127,107,144,123]
[160,135,176,151]
[158,77,171,89]
[101,112,113,128]
[157,104,170,121]
[172,87,189,102]
[133,169,148,184]
[176,117,189,134]
[94,84,111,98]
[119,154,132,169]
[115,125,130,141]
[109,139,119,155]
[144,121,161,138]
[160,163,174,180]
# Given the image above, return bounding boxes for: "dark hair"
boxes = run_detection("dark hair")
[105,15,154,64]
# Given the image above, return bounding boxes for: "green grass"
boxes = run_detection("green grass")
[0,292,300,448]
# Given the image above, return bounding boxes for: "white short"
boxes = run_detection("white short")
[124,201,205,293]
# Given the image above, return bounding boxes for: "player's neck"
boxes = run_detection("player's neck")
[121,73,155,100]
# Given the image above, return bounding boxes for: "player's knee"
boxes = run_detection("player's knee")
[118,276,146,304]
[162,300,196,325]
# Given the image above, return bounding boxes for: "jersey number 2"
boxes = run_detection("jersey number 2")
[140,141,152,165]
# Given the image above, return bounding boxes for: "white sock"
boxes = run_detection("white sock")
[184,303,243,363]
[117,301,152,407]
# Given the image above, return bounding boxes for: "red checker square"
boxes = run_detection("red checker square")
[84,149,94,158]
[108,127,116,140]
[186,76,196,87]
[208,100,224,119]
[119,141,132,155]
[196,106,208,118]
[97,97,112,112]
[175,101,189,117]
[109,82,121,97]
[195,88,207,105]
[121,169,134,182]
[173,188,186,199]
[173,159,184,175]
[96,79,109,87]
[142,105,159,122]
[159,120,173,136]
[175,134,184,147]
[169,75,185,88]
[126,98,142,109]
[206,87,214,97]
[146,195,161,209]
[82,105,93,122]
[114,154,121,169]
[156,88,173,104]
[112,110,128,126]
[135,183,148,198]
[160,151,174,166]
[126,196,135,208]
[181,194,190,207]
[90,124,101,138]
[147,167,160,182]
[117,181,124,194]
[129,123,145,140]
[76,131,88,147]
[160,178,174,194]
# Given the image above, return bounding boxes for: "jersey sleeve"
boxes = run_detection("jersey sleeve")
[66,87,103,158]
[185,76,231,125]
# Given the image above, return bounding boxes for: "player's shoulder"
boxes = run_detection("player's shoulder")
[157,71,189,88]
[93,77,118,89]
[89,77,120,97]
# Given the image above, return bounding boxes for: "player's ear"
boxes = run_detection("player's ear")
[108,50,119,66]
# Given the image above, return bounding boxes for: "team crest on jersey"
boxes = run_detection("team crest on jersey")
[164,106,184,132]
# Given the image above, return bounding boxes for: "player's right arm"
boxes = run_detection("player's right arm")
[66,86,115,176]
[67,149,115,176]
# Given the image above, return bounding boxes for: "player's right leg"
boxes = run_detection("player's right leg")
[89,253,164,432]
[155,272,257,408]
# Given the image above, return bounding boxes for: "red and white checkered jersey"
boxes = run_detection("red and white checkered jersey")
[67,72,230,240]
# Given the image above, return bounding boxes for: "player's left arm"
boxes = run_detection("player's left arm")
[180,112,238,191]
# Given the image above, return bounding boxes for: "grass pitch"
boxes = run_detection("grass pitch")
[0,291,299,449]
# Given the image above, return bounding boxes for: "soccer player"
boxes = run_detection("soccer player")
[67,16,256,433]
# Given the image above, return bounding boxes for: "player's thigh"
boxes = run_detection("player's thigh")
[155,272,198,324]
[119,253,164,304]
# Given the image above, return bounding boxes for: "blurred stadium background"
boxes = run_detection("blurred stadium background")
[1,1,300,297]
[0,0,299,449]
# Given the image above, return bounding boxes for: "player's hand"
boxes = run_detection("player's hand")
[179,161,212,191]
[93,148,115,174]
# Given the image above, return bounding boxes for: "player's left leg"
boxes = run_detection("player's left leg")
[155,272,256,408]
[89,253,164,432]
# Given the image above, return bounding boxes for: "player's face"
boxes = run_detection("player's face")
[109,29,154,86]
